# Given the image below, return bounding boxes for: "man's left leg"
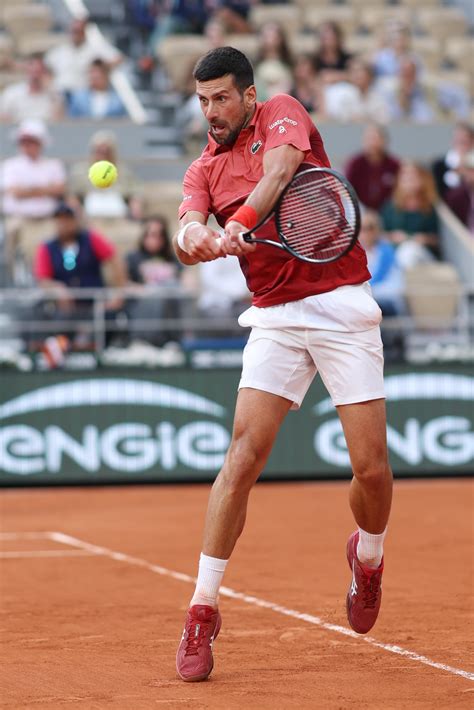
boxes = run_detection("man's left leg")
[337,398,393,634]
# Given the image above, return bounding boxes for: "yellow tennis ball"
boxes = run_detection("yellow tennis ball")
[88,160,118,188]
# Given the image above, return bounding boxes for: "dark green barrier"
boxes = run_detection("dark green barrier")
[0,365,472,485]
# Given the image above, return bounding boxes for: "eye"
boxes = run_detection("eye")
[217,96,226,102]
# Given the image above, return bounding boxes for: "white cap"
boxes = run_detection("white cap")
[15,119,50,145]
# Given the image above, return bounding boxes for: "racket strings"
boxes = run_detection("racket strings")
[278,173,357,260]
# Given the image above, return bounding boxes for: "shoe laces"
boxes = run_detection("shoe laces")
[362,572,381,609]
[184,617,212,656]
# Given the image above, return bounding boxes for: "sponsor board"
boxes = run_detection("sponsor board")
[0,367,472,484]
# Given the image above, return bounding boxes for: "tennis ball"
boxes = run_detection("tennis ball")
[88,160,118,188]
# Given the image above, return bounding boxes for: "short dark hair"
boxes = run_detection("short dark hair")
[193,46,254,93]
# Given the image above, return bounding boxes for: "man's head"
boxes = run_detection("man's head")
[193,46,256,146]
[26,53,48,89]
[16,119,48,160]
[89,58,110,91]
[362,123,388,157]
[54,203,78,241]
[359,210,382,250]
[70,18,87,47]
[89,129,117,163]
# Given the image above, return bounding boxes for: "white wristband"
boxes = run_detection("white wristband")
[177,221,201,253]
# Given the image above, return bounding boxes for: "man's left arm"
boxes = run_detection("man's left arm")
[224,144,305,255]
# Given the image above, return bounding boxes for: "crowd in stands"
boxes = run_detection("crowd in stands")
[0,2,473,366]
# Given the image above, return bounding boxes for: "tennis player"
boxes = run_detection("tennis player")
[174,47,393,682]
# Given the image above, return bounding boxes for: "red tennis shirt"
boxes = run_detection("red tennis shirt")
[179,93,370,307]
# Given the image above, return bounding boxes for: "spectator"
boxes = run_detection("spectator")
[69,130,142,219]
[380,57,434,123]
[381,161,440,269]
[45,18,122,95]
[254,23,293,101]
[126,216,184,344]
[359,209,404,316]
[290,54,319,114]
[34,202,127,363]
[444,151,474,233]
[372,21,419,80]
[345,123,400,211]
[67,59,127,119]
[323,58,390,124]
[313,22,352,85]
[432,122,474,198]
[0,54,63,123]
[196,253,251,336]
[1,120,66,220]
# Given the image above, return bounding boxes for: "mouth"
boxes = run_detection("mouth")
[211,124,227,137]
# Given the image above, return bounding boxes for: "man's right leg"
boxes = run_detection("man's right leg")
[176,387,292,682]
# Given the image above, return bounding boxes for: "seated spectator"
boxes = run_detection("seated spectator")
[67,59,127,119]
[126,216,184,345]
[69,130,142,219]
[34,202,126,363]
[290,54,319,114]
[197,254,250,323]
[46,18,122,96]
[0,54,63,123]
[323,58,390,124]
[432,122,474,198]
[381,161,440,269]
[379,57,434,123]
[1,120,66,220]
[444,151,474,233]
[345,123,400,211]
[372,21,419,80]
[359,209,404,316]
[313,22,352,85]
[254,23,293,100]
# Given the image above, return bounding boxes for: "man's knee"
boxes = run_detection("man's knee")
[219,433,271,496]
[352,458,392,488]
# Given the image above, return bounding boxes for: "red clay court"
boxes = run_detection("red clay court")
[1,478,473,709]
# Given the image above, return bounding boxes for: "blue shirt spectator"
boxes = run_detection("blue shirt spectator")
[68,59,126,119]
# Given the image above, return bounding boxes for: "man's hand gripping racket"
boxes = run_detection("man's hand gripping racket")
[223,167,361,264]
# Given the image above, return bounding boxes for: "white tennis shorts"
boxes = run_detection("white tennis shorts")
[238,282,385,410]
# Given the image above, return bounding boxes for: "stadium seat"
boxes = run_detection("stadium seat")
[417,8,468,42]
[2,5,53,41]
[399,0,440,7]
[288,33,318,58]
[249,5,302,36]
[360,7,412,33]
[16,32,68,57]
[225,34,260,62]
[445,37,474,74]
[87,218,142,257]
[412,37,443,72]
[140,181,183,234]
[0,33,14,68]
[303,7,359,36]
[156,35,208,93]
[404,263,462,330]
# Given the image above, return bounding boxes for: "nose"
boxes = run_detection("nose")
[205,101,219,122]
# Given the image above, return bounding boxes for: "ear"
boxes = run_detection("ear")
[244,84,257,110]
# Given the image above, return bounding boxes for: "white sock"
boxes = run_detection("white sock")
[190,553,228,608]
[357,527,387,569]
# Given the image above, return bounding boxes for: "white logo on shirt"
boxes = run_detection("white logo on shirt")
[269,116,298,130]
[278,125,287,134]
[182,194,192,201]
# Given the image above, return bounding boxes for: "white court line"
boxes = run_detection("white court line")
[45,531,474,683]
[0,550,96,559]
[0,532,51,541]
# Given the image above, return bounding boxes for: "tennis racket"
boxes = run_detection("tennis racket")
[232,167,360,264]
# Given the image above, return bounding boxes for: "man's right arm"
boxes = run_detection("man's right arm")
[172,210,226,265]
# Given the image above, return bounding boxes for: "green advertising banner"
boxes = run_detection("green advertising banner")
[0,365,473,485]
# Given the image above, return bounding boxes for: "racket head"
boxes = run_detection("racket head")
[275,167,361,263]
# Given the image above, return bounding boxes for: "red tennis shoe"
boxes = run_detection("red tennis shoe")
[346,531,384,634]
[176,605,222,682]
